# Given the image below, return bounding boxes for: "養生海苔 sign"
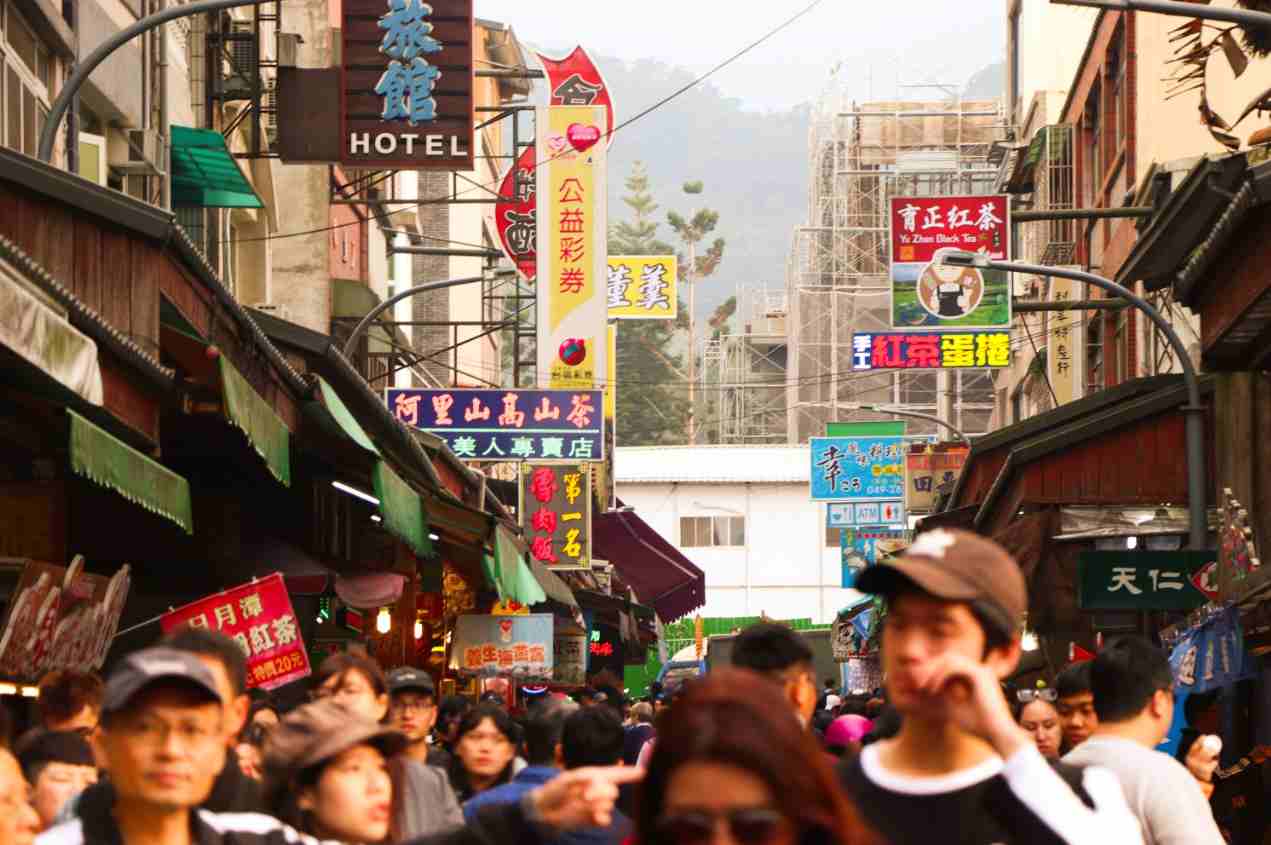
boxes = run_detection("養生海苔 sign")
[340,0,473,169]
[160,574,310,691]
[387,388,603,461]
[851,331,1011,370]
[890,195,1011,330]
[451,613,554,677]
[810,436,905,502]
[1078,551,1215,611]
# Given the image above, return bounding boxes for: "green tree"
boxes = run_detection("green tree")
[667,182,726,444]
[610,162,690,445]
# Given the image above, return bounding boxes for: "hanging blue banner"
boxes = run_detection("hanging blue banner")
[810,436,906,502]
[841,528,911,588]
[1169,607,1255,695]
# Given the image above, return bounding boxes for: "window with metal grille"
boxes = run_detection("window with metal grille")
[679,516,745,548]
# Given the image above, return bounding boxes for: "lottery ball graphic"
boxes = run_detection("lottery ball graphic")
[559,338,587,366]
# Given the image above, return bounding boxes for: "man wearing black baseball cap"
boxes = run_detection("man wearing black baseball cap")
[838,529,1144,844]
[386,667,450,771]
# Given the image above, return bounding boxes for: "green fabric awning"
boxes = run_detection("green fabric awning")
[373,460,434,558]
[318,376,380,455]
[170,125,264,209]
[219,357,291,487]
[488,524,547,607]
[68,410,193,534]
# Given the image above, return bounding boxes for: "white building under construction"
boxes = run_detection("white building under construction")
[784,93,1008,444]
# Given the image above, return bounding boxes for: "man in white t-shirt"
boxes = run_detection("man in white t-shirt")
[1063,635,1224,845]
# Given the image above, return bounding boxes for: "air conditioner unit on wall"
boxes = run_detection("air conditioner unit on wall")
[112,128,164,175]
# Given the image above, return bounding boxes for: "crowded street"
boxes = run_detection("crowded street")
[2,0,1271,842]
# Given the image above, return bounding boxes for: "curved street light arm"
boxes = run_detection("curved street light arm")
[1052,0,1271,29]
[855,405,971,444]
[39,0,271,163]
[959,257,1207,550]
[341,275,485,358]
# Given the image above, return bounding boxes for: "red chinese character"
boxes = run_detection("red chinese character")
[531,507,558,534]
[529,467,558,503]
[559,237,585,263]
[559,268,585,294]
[497,392,525,428]
[513,643,530,663]
[528,645,546,663]
[559,208,585,234]
[464,647,482,669]
[431,393,454,425]
[533,397,560,422]
[498,649,515,669]
[871,335,906,368]
[530,535,558,564]
[567,394,595,429]
[481,645,498,663]
[905,335,941,368]
[464,397,491,422]
[558,178,584,203]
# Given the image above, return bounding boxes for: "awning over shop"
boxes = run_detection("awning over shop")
[593,509,705,623]
[219,357,290,486]
[170,126,264,209]
[316,376,379,454]
[372,461,434,559]
[0,261,102,405]
[527,556,578,608]
[68,409,193,534]
[484,524,547,607]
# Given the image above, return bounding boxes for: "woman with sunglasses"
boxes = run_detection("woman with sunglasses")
[1014,686,1063,760]
[638,669,880,845]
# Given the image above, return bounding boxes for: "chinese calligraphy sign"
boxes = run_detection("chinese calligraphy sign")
[810,436,906,502]
[340,0,472,168]
[905,446,970,512]
[850,332,1012,370]
[1078,551,1215,611]
[450,613,554,678]
[495,144,538,281]
[607,255,678,319]
[520,463,592,571]
[387,388,603,462]
[890,195,1011,330]
[537,105,608,389]
[1047,274,1085,405]
[536,46,616,144]
[160,574,310,691]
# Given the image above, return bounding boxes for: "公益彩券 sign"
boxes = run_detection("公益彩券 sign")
[161,574,310,691]
[388,388,603,461]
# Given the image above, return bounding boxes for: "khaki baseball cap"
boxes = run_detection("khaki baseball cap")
[855,528,1027,639]
[261,700,406,800]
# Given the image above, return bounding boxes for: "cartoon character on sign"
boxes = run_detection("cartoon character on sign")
[916,259,984,320]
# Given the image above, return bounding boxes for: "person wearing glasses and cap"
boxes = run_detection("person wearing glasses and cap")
[1013,685,1063,760]
[837,528,1144,844]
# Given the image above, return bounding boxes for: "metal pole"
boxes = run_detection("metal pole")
[849,404,972,444]
[342,276,484,358]
[39,0,270,162]
[1012,207,1153,222]
[942,253,1208,549]
[1052,0,1271,28]
[388,245,504,258]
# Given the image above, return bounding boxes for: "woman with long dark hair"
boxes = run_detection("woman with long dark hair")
[637,669,880,845]
[448,703,518,803]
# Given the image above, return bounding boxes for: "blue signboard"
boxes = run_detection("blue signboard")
[841,528,911,588]
[1168,607,1255,696]
[386,388,604,461]
[810,436,905,501]
[827,501,907,528]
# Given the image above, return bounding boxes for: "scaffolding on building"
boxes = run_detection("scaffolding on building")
[785,89,1006,444]
[702,289,790,444]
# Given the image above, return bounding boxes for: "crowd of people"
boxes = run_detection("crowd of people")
[0,527,1260,844]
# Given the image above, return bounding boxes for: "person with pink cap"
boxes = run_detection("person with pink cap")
[824,715,873,758]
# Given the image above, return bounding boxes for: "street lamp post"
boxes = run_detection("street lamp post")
[341,275,485,358]
[840,403,972,445]
[1051,0,1271,29]
[939,251,1208,550]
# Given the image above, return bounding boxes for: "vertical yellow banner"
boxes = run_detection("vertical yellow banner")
[1047,273,1085,405]
[535,105,608,389]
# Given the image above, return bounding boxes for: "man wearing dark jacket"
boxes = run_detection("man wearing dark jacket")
[556,707,631,845]
[37,648,639,845]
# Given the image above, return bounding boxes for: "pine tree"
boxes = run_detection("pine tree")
[610,162,690,445]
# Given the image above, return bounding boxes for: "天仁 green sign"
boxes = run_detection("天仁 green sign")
[1078,551,1215,611]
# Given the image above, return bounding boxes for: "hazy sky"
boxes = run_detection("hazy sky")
[475,0,1005,111]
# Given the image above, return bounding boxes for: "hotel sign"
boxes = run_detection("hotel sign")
[340,0,473,169]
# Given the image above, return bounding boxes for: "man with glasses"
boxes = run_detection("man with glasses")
[388,668,450,771]
[1063,636,1224,845]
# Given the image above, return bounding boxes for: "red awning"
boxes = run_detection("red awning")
[593,510,705,623]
